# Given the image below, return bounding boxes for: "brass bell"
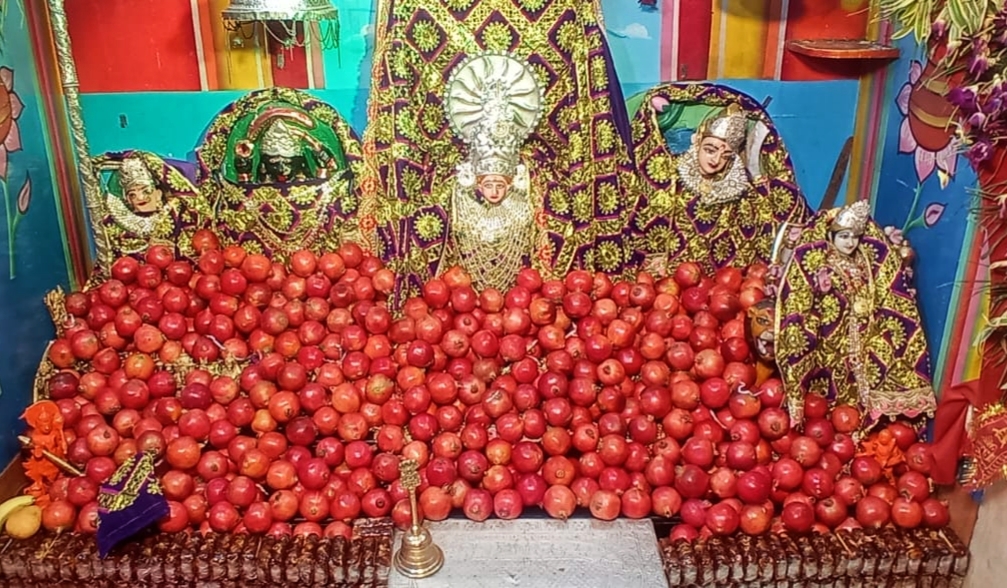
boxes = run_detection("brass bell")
[394,524,445,579]
[221,0,338,23]
[393,459,445,579]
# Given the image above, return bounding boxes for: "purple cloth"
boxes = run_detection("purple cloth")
[96,451,168,558]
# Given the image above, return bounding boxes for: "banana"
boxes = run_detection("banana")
[0,495,36,528]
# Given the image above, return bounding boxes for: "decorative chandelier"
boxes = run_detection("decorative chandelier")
[221,0,340,52]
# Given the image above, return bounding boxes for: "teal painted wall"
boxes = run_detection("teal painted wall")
[0,0,72,465]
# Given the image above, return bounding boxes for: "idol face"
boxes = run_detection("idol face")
[476,174,512,204]
[126,185,164,214]
[832,229,861,256]
[696,136,734,176]
[263,155,307,183]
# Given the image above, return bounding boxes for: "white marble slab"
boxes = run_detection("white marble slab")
[389,518,668,588]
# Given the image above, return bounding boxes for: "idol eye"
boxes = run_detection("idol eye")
[757,317,769,326]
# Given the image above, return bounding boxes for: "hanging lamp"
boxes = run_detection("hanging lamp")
[221,0,340,55]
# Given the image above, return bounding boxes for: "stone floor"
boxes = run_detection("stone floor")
[965,481,1007,588]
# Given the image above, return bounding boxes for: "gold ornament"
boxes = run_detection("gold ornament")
[119,156,157,190]
[449,165,536,293]
[393,459,444,579]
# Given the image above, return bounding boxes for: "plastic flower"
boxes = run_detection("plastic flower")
[947,85,979,113]
[931,18,948,40]
[968,38,992,77]
[0,66,24,179]
[896,61,958,184]
[994,10,1007,45]
[967,138,993,165]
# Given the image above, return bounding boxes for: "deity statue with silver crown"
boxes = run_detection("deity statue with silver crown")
[95,150,210,264]
[774,200,936,428]
[628,84,811,275]
[357,0,640,308]
[441,53,543,293]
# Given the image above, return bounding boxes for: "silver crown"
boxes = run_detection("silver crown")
[831,200,871,235]
[445,52,543,180]
[701,103,748,152]
[119,156,156,190]
[471,115,523,178]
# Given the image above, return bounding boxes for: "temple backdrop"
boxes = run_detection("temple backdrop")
[66,0,865,210]
[0,0,73,466]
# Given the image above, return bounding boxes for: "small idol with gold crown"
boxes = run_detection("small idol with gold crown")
[96,150,210,262]
[630,89,810,275]
[774,200,937,427]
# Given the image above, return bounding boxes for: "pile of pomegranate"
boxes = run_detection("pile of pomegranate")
[35,230,949,541]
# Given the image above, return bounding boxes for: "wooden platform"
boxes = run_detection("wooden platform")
[0,518,394,588]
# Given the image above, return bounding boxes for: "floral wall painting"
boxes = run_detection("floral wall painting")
[897,60,959,188]
[0,64,30,279]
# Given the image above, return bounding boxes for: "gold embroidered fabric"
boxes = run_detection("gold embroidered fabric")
[775,208,937,425]
[628,83,810,274]
[94,151,211,264]
[358,0,639,306]
[197,88,366,260]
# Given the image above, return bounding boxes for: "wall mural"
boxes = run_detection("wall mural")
[0,66,32,279]
[871,39,979,395]
[0,0,71,465]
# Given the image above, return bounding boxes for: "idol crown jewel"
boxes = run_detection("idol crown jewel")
[119,156,156,189]
[831,200,871,234]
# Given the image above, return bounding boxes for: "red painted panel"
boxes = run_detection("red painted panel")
[269,35,310,89]
[779,0,870,81]
[65,0,201,92]
[677,0,713,81]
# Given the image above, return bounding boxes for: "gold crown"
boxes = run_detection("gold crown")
[831,200,871,235]
[701,103,748,152]
[119,156,156,190]
[260,120,301,158]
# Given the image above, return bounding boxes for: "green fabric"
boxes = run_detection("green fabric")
[220,103,349,183]
[627,90,722,135]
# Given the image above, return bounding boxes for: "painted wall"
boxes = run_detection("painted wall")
[870,37,981,394]
[74,0,862,212]
[0,0,72,465]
